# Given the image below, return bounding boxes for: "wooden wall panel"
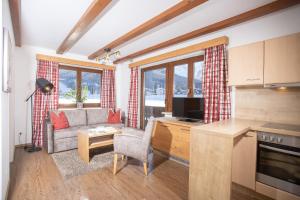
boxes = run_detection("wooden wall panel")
[235,87,300,125]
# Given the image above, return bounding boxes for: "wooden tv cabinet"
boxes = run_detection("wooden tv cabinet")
[152,118,203,161]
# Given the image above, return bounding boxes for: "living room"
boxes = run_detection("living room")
[1,0,300,200]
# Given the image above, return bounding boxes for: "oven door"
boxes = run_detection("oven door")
[256,141,300,196]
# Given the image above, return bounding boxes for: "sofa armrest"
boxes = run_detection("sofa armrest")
[43,118,54,153]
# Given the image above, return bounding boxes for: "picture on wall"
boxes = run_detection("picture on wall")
[2,27,12,93]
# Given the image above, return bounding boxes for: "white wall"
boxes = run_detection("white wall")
[1,0,16,198]
[115,5,300,121]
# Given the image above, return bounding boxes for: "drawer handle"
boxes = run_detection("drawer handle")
[246,78,260,81]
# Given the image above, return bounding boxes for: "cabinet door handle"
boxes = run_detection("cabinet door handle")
[246,78,260,81]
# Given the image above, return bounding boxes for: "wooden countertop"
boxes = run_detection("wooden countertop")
[191,118,300,138]
[156,117,204,128]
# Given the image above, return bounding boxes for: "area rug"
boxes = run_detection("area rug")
[51,148,114,179]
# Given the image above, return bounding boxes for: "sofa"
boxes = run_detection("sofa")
[44,108,125,153]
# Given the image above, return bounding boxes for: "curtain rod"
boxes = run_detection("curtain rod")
[129,36,229,68]
[36,54,115,70]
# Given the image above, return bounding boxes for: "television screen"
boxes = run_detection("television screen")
[172,97,204,120]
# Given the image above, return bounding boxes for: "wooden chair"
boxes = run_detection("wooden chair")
[113,118,155,176]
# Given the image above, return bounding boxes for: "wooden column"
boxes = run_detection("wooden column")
[189,129,234,200]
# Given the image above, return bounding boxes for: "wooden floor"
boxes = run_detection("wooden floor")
[8,147,272,200]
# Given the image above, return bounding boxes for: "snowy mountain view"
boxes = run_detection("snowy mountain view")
[144,62,203,107]
[59,69,101,104]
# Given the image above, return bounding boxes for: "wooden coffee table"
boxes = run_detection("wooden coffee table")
[78,128,121,163]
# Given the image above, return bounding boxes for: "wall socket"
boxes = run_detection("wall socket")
[18,132,22,144]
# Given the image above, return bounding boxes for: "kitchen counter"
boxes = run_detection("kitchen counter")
[191,118,300,138]
[189,118,300,200]
[156,117,204,127]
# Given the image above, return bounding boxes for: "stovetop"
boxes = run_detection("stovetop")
[262,122,300,132]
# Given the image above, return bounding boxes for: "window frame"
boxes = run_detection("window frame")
[140,55,204,128]
[58,65,102,108]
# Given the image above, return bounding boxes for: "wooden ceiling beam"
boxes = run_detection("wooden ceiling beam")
[88,0,208,60]
[56,0,112,54]
[115,0,300,64]
[129,36,228,68]
[9,0,21,47]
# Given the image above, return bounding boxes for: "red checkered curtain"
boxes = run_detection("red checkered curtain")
[33,60,59,146]
[100,69,116,109]
[127,67,138,128]
[202,44,231,124]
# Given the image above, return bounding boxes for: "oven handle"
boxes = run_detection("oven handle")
[259,144,300,157]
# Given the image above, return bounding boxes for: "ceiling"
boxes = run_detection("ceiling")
[21,0,275,61]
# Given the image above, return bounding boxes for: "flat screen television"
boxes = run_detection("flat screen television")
[172,97,204,122]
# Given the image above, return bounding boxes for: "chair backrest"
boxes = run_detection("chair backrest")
[141,117,155,157]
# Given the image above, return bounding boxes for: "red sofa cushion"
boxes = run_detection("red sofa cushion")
[50,111,69,130]
[107,110,121,124]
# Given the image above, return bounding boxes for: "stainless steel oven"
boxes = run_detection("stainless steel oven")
[256,132,300,196]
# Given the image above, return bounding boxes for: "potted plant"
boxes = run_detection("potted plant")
[64,86,88,108]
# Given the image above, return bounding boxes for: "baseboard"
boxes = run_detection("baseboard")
[5,179,10,200]
[5,162,14,200]
[15,143,31,148]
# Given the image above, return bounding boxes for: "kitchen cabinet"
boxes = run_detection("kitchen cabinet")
[264,32,300,84]
[228,41,264,86]
[152,119,204,160]
[152,120,190,160]
[232,131,257,190]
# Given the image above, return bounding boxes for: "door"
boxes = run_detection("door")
[232,131,257,190]
[140,56,204,128]
[141,67,167,128]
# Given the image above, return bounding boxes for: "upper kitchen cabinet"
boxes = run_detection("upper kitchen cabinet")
[264,33,300,85]
[228,41,264,86]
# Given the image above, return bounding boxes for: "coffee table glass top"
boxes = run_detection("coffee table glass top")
[86,126,120,137]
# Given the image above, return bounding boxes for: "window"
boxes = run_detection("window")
[193,61,203,97]
[81,72,101,103]
[59,69,77,104]
[144,68,166,107]
[174,64,188,97]
[58,66,102,108]
[141,56,204,128]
